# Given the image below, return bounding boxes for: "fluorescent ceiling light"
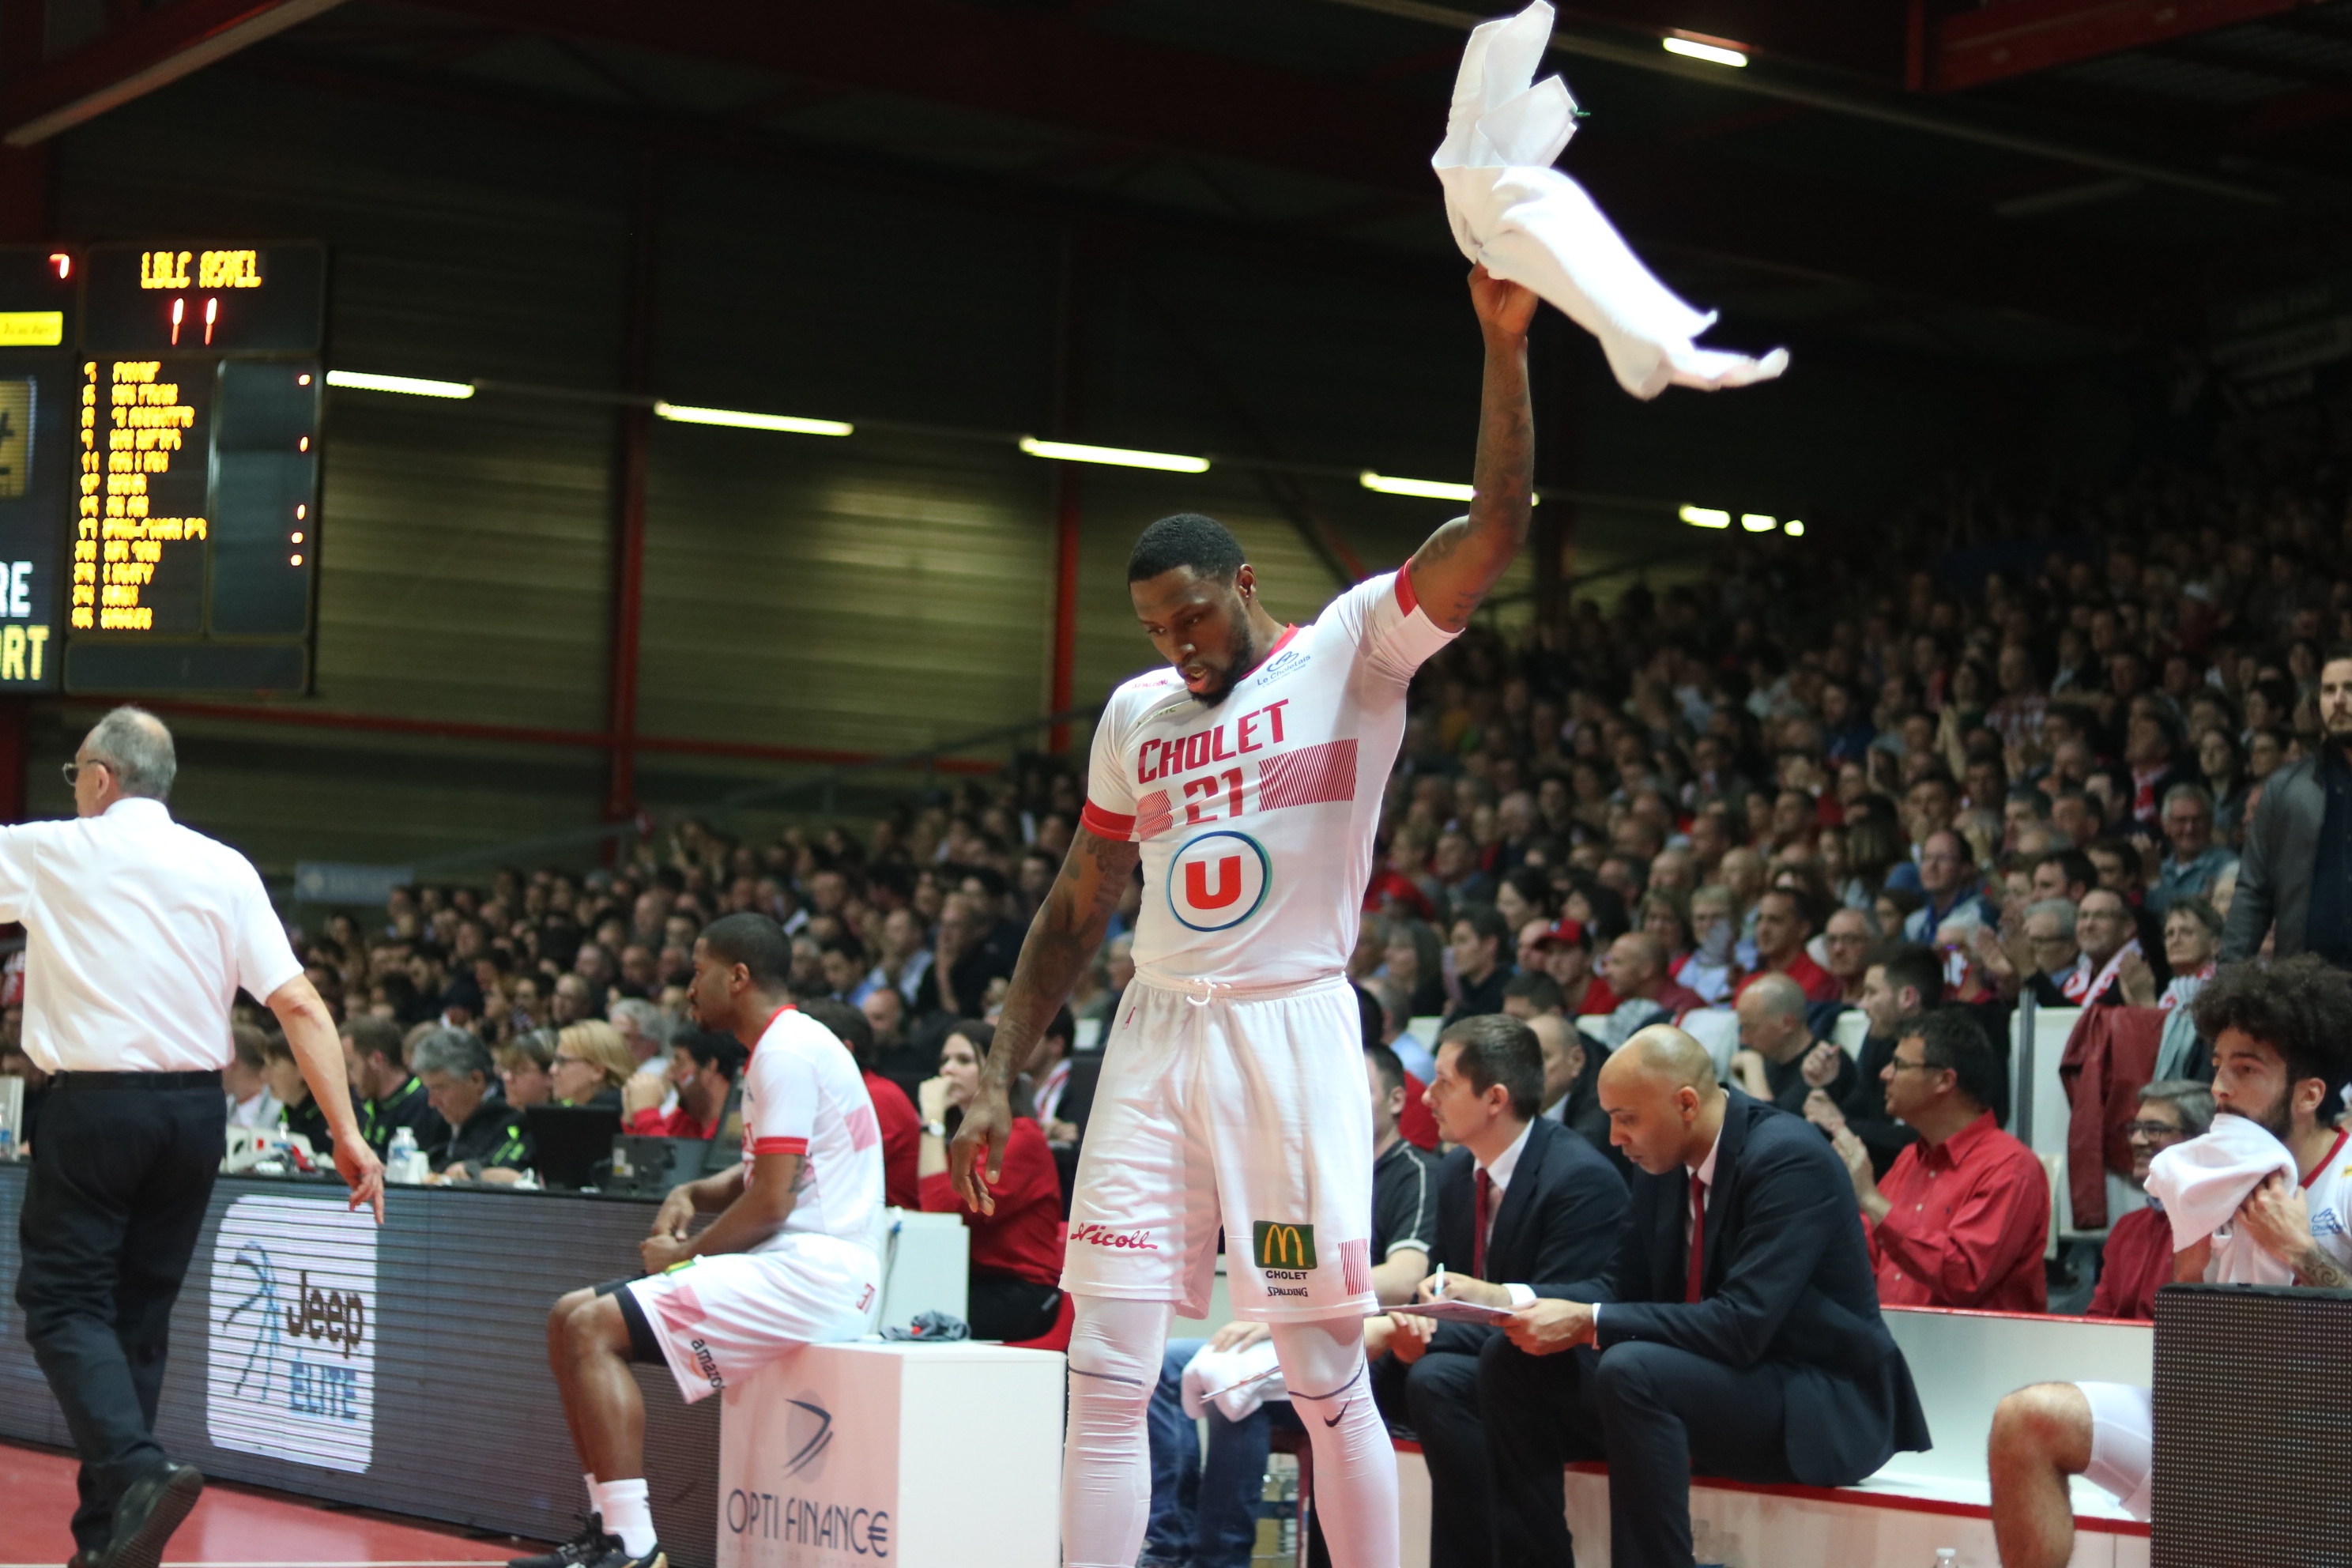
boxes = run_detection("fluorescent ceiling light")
[1785,519,1806,537]
[1741,512,1777,532]
[1679,505,1730,529]
[1019,436,1208,473]
[325,370,475,400]
[1662,36,1748,68]
[1359,471,1539,506]
[655,401,851,437]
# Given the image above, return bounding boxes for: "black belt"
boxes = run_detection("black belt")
[50,1069,222,1091]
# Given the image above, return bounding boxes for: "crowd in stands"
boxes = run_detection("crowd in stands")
[3,461,2346,1563]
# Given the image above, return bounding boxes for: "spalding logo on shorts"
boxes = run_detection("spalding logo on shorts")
[1167,829,1271,932]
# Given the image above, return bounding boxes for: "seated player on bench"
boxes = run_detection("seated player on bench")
[518,914,887,1568]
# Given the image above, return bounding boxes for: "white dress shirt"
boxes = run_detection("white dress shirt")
[228,1088,281,1129]
[1473,1120,1546,1307]
[1592,1125,1720,1329]
[0,797,302,1073]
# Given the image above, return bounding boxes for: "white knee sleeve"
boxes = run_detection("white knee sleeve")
[1271,1317,1400,1568]
[1061,1295,1174,1568]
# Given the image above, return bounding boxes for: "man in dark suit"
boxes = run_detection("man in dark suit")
[1374,1015,1626,1568]
[1478,1025,1932,1568]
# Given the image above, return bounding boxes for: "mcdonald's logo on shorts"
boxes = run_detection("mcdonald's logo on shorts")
[1253,1221,1317,1270]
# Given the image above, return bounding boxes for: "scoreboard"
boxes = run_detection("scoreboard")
[0,242,326,694]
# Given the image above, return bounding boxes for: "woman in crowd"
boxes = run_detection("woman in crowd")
[1380,918,1448,1020]
[918,1020,1064,1341]
[551,1020,633,1110]
[1493,865,1554,934]
[496,1029,557,1110]
[2122,897,2222,1012]
[1639,890,1693,975]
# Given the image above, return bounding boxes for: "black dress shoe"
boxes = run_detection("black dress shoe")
[69,1551,101,1568]
[97,1464,204,1568]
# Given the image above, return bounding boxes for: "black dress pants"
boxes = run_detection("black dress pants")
[1477,1333,1796,1568]
[1373,1346,1492,1568]
[16,1077,224,1552]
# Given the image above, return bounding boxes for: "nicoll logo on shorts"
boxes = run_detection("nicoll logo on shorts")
[1071,1223,1159,1251]
[1253,1221,1317,1270]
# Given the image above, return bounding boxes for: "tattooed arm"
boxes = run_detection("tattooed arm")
[1404,265,1540,635]
[948,825,1140,1212]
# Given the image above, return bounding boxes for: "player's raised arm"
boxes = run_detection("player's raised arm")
[949,824,1139,1212]
[1404,264,1540,634]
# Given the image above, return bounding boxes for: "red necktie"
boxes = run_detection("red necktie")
[1474,1168,1493,1280]
[1685,1173,1707,1303]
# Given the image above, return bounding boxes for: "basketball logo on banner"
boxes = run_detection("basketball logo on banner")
[1167,830,1270,932]
[205,1194,378,1474]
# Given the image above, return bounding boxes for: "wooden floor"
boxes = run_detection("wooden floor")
[2,1440,530,1568]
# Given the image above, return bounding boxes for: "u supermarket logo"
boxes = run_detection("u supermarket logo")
[1167,830,1270,932]
[1253,1221,1317,1270]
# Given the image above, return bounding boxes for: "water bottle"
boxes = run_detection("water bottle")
[1932,1550,1958,1568]
[387,1126,421,1184]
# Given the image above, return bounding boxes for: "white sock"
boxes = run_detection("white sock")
[592,1478,654,1556]
[1060,1295,1174,1568]
[1272,1317,1400,1568]
[583,1474,599,1516]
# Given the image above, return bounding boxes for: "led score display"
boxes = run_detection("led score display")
[0,242,325,694]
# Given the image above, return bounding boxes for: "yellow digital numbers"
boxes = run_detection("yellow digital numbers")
[138,250,262,291]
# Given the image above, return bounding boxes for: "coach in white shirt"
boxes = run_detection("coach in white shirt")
[5,707,383,1568]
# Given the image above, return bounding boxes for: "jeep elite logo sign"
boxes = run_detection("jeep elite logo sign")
[206,1194,378,1473]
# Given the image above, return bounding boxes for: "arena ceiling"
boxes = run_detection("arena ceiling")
[6,0,2352,370]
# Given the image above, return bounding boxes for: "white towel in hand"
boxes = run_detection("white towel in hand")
[2145,1111,2300,1285]
[1180,1337,1287,1423]
[1434,2,1788,401]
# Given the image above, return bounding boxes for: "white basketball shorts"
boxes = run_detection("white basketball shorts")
[2076,1381,2153,1521]
[1061,974,1376,1322]
[620,1233,881,1404]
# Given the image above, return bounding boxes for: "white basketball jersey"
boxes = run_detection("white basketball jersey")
[2298,1127,2352,1269]
[739,1006,888,1257]
[1080,568,1456,989]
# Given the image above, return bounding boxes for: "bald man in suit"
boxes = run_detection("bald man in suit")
[1476,1027,1932,1568]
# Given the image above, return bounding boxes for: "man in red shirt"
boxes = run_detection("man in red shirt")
[1604,932,1706,1023]
[624,1031,741,1142]
[1733,888,1840,1005]
[1830,1009,2049,1311]
[799,997,920,1211]
[2084,1080,2211,1320]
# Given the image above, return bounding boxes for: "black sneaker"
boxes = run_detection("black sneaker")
[579,1544,664,1568]
[510,1518,613,1568]
[96,1464,203,1568]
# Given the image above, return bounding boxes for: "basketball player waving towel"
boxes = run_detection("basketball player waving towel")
[948,266,1539,1568]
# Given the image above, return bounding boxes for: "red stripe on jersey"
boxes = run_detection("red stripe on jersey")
[1080,800,1135,840]
[1339,1238,1373,1297]
[846,1106,880,1152]
[1135,788,1174,840]
[1265,624,1300,657]
[752,1136,808,1156]
[1395,565,1419,615]
[1258,738,1359,812]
